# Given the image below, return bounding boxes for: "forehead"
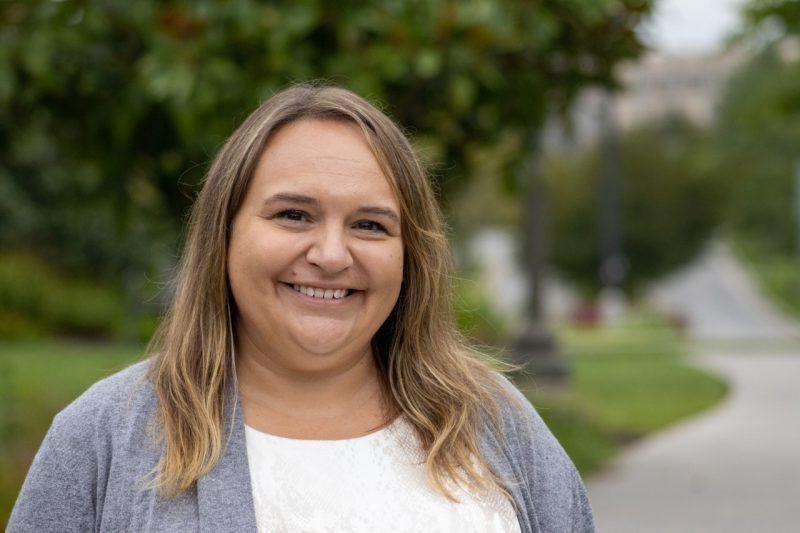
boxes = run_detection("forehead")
[249,119,398,205]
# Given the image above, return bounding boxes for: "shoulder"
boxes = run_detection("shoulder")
[53,357,156,436]
[67,357,155,413]
[33,356,159,470]
[487,371,575,473]
[483,370,547,440]
[482,371,595,532]
[7,358,158,532]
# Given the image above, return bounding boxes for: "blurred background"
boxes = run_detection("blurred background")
[2,0,799,530]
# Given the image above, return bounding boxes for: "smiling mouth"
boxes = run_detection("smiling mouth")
[284,283,360,300]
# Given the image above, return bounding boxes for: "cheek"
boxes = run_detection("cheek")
[228,229,274,290]
[380,246,404,293]
[230,223,299,276]
[360,243,403,292]
[227,247,254,300]
[391,253,404,287]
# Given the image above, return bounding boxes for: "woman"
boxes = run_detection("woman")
[8,83,594,532]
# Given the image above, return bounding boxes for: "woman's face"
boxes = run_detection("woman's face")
[228,119,404,373]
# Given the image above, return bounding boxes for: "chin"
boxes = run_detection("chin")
[285,317,362,355]
[292,334,355,357]
[289,344,366,376]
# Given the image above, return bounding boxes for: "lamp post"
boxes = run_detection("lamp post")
[598,90,627,324]
[510,133,568,382]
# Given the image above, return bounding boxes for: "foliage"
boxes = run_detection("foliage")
[705,1,800,318]
[447,135,523,237]
[545,116,726,298]
[0,0,652,284]
[733,236,800,319]
[712,41,800,257]
[743,0,800,37]
[0,252,124,339]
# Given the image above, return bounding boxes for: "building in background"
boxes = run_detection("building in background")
[560,49,745,151]
[615,50,744,129]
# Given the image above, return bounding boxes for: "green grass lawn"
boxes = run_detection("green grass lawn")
[517,316,729,475]
[0,340,144,526]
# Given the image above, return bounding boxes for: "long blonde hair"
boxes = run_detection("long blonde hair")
[146,82,521,502]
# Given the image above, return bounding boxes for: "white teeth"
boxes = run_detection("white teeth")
[291,284,350,300]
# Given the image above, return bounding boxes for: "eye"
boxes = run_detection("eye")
[355,220,387,233]
[274,209,310,223]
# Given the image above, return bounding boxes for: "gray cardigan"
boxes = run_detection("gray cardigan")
[8,359,594,532]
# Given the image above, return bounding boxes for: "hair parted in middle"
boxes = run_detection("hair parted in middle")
[145,81,522,503]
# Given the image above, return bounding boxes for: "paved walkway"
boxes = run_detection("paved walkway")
[587,350,800,532]
[646,239,800,341]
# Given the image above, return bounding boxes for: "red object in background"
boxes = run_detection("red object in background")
[570,302,601,328]
[666,312,689,335]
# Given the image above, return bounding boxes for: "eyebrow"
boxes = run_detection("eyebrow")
[357,206,401,223]
[263,193,318,207]
[263,192,401,223]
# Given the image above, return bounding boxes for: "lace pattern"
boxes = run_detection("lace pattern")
[245,415,521,532]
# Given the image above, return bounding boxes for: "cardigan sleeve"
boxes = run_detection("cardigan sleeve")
[569,467,595,532]
[488,372,596,533]
[7,396,103,532]
[523,396,595,532]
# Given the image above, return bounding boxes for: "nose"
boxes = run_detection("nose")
[305,224,353,273]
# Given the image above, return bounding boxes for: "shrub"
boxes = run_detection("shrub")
[0,312,41,339]
[0,253,55,321]
[43,281,124,338]
[0,252,124,339]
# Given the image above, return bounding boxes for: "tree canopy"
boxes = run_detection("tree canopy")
[711,0,800,256]
[743,0,800,37]
[547,116,726,297]
[0,0,652,280]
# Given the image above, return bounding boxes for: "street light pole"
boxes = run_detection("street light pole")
[510,132,568,382]
[598,89,627,324]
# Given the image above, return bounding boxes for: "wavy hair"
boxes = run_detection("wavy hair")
[145,82,521,503]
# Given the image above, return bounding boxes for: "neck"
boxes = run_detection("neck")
[234,325,388,422]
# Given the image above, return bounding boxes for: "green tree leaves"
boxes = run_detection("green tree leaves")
[548,117,725,297]
[0,0,652,281]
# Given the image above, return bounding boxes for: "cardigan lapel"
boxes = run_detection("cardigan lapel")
[196,378,258,532]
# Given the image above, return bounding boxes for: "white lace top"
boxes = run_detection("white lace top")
[244,415,521,533]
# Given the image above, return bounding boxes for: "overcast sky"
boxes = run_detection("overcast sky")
[643,0,748,55]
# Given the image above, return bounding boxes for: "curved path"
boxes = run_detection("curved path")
[586,350,800,532]
[646,239,800,341]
